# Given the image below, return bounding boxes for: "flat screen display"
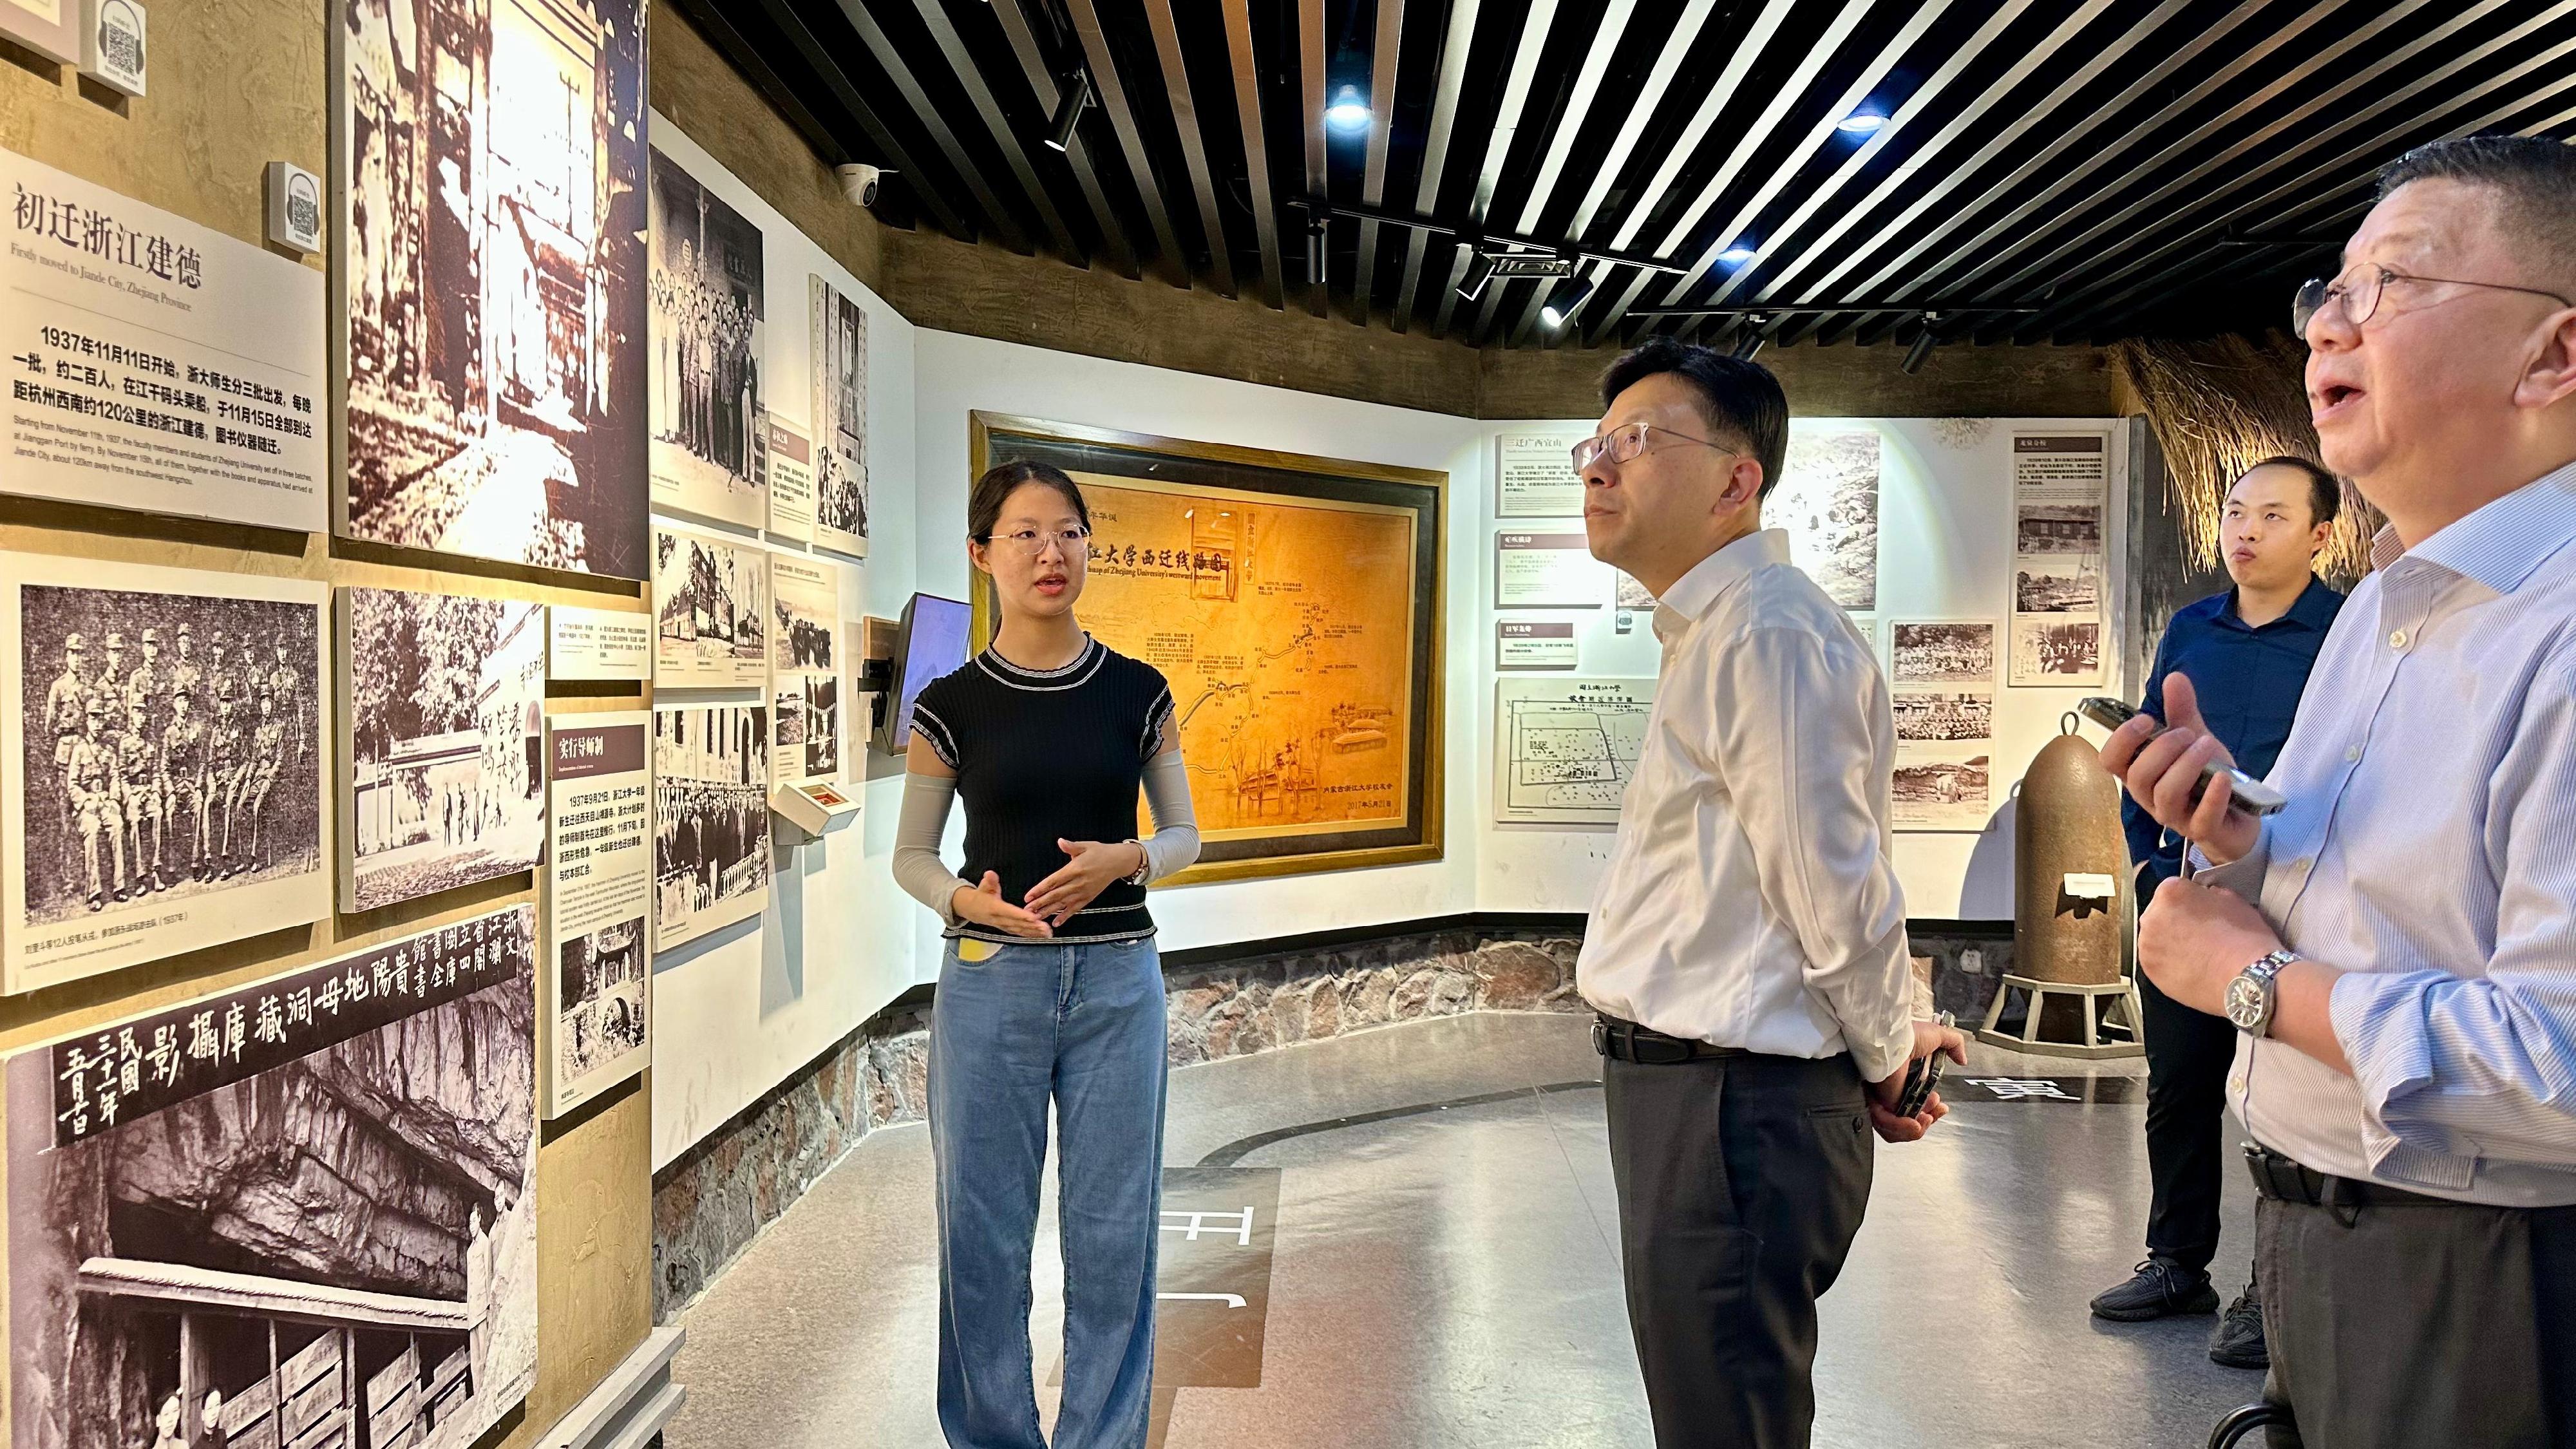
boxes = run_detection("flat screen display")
[886,593,972,753]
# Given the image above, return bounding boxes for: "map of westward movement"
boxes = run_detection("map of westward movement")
[1495,679,1657,825]
[1074,475,1419,840]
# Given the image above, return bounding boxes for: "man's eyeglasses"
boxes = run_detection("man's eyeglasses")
[978,526,1092,558]
[1571,421,1740,473]
[2293,263,2575,335]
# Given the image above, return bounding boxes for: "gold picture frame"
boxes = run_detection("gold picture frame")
[968,412,1447,887]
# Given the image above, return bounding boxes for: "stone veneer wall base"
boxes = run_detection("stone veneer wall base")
[652,926,2010,1322]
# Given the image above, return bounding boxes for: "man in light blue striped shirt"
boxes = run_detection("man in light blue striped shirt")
[2104,135,2576,1448]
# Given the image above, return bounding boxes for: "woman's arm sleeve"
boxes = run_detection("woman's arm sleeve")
[1140,749,1201,883]
[893,771,971,925]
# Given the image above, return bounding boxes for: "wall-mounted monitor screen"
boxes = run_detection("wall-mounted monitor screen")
[880,593,971,755]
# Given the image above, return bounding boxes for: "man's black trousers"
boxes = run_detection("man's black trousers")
[1603,1050,1873,1449]
[2141,964,2238,1273]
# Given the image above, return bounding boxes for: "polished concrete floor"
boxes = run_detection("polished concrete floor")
[667,1012,2261,1448]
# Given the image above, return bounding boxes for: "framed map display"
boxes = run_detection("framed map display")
[969,413,1446,884]
[1494,678,1655,826]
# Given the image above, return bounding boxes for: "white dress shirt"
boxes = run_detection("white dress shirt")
[2200,460,2576,1206]
[1577,529,1917,1086]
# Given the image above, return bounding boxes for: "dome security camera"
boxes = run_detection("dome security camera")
[837,164,889,209]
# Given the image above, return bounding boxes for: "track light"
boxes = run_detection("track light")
[1540,274,1595,330]
[1304,213,1328,285]
[1902,315,1940,375]
[1456,249,1496,301]
[1837,110,1887,136]
[1326,84,1370,133]
[1045,69,1092,153]
[1730,321,1768,362]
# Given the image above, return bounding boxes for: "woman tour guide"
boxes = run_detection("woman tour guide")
[893,460,1201,1449]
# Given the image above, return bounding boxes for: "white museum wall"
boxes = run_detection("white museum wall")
[909,330,1492,962]
[646,118,923,1171]
[1468,416,2132,921]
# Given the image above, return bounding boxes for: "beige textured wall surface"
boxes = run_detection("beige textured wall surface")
[0,6,652,1445]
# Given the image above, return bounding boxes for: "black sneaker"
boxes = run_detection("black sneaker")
[2210,1287,2269,1368]
[2090,1259,2219,1321]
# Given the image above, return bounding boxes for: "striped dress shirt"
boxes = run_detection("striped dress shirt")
[2201,459,2576,1206]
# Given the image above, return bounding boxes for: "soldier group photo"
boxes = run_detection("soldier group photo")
[25,587,320,921]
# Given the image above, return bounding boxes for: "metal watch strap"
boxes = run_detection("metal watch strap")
[2234,949,2300,1037]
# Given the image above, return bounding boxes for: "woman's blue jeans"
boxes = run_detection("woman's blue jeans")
[928,936,1170,1449]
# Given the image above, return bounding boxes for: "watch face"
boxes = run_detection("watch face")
[2226,973,2268,1031]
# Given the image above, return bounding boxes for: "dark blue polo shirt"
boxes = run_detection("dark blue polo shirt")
[2125,576,2346,890]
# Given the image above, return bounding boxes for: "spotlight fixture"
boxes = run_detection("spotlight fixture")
[1902,319,1940,375]
[1325,84,1371,133]
[1045,68,1092,153]
[1456,249,1497,301]
[1717,244,1757,265]
[1730,319,1769,361]
[1304,212,1328,285]
[1836,110,1887,135]
[1539,274,1595,330]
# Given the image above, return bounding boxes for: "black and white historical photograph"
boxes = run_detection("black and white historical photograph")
[769,555,842,784]
[558,914,645,1079]
[2014,502,2105,556]
[2012,616,2107,687]
[654,526,770,687]
[1769,427,1881,610]
[339,0,649,580]
[1889,620,1998,687]
[809,275,870,557]
[1893,690,1995,743]
[649,147,767,531]
[654,704,771,950]
[1892,748,1993,832]
[2013,559,2103,614]
[6,905,539,1449]
[340,589,547,913]
[1,559,332,996]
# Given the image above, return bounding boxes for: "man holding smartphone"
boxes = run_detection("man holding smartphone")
[1575,338,1965,1449]
[2103,137,2576,1446]
[2090,459,2345,1372]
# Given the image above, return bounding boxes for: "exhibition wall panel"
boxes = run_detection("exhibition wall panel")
[641,119,920,1174]
[912,330,1491,963]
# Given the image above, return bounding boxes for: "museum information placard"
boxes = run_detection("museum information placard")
[768,555,842,784]
[544,714,651,1115]
[1496,531,1608,609]
[3,147,327,531]
[1494,427,1587,518]
[549,604,652,682]
[1496,620,1577,670]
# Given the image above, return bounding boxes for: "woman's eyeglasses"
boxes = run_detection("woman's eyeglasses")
[979,526,1092,558]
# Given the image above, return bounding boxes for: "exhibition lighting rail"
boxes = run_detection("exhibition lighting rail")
[1284,197,1696,279]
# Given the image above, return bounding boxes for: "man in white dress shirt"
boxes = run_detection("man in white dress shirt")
[2105,135,2576,1446]
[1575,339,1964,1449]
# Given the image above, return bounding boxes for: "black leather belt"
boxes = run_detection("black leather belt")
[1592,1014,1747,1065]
[2244,1144,2454,1209]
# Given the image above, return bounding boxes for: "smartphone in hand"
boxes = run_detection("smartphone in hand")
[2075,696,2287,817]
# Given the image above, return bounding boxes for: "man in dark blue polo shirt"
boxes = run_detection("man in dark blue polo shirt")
[2089,457,2346,1369]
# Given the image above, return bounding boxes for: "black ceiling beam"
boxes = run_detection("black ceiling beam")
[1140,0,1240,296]
[1390,0,1479,334]
[1432,0,1557,340]
[1511,0,1725,348]
[1581,0,1874,347]
[1348,0,1404,327]
[1468,0,1638,345]
[824,0,1036,253]
[1064,0,1192,287]
[1219,0,1287,310]
[2014,19,2576,341]
[735,0,978,241]
[984,0,1141,277]
[905,0,1084,263]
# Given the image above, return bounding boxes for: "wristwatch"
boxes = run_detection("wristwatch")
[2224,949,2300,1037]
